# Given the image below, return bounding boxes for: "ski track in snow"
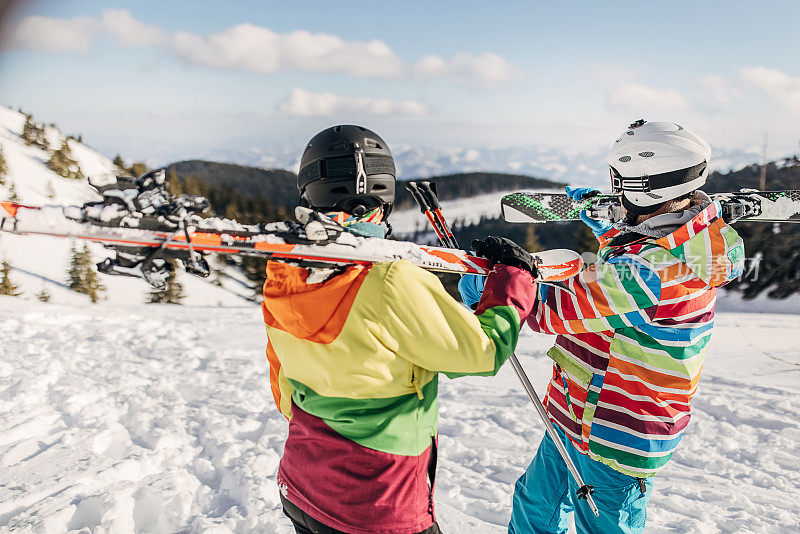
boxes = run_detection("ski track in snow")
[1,300,799,533]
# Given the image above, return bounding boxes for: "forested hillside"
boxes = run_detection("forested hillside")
[164,156,800,300]
[704,158,800,299]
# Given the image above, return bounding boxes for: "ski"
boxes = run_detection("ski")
[0,200,583,285]
[500,190,800,224]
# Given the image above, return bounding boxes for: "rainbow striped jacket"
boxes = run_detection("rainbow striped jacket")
[529,200,744,478]
[263,260,536,533]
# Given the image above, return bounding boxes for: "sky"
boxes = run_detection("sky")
[0,0,798,166]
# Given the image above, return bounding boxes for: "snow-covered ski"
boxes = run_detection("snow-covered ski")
[0,200,583,284]
[501,190,800,224]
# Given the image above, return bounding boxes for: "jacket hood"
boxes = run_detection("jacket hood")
[261,262,369,342]
[600,199,745,287]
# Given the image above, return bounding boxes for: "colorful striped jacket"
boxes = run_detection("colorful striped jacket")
[528,200,744,478]
[263,260,536,534]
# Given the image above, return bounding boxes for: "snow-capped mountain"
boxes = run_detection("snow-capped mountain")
[0,106,259,306]
[151,143,777,186]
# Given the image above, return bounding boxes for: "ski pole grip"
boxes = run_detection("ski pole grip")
[419,181,441,209]
[406,182,430,213]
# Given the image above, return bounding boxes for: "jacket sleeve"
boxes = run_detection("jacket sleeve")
[266,337,294,420]
[379,261,537,377]
[529,253,661,335]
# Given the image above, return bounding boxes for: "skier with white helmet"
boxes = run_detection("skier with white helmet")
[460,120,745,533]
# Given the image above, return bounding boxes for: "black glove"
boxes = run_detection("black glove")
[471,236,538,274]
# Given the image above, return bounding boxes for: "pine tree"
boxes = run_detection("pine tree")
[20,115,35,145]
[0,261,21,296]
[147,260,184,304]
[0,145,7,186]
[525,225,542,253]
[166,168,183,196]
[8,182,19,202]
[68,243,105,303]
[47,139,83,180]
[211,254,227,286]
[575,225,599,257]
[113,154,126,173]
[129,162,147,178]
[36,286,51,302]
[21,115,47,149]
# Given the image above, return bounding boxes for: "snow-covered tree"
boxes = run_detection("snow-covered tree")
[0,145,8,186]
[211,254,227,286]
[148,260,184,304]
[47,139,83,180]
[0,260,21,296]
[36,286,51,302]
[68,243,105,303]
[46,181,56,200]
[8,182,20,202]
[21,115,47,150]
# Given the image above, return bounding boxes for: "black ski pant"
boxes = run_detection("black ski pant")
[281,495,442,534]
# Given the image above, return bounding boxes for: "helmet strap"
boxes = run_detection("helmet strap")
[353,143,367,195]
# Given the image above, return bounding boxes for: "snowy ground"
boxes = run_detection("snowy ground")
[1,298,799,533]
[2,105,799,532]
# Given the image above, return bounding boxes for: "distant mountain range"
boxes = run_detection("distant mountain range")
[157,144,784,186]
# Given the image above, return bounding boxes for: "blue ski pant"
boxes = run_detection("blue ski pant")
[509,427,653,534]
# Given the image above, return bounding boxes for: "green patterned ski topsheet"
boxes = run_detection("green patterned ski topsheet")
[501,191,800,224]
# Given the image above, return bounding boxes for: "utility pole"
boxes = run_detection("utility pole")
[759,132,768,191]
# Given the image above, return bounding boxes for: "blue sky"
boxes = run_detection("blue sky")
[0,0,799,165]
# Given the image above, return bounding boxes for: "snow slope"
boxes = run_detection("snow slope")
[0,106,259,306]
[1,299,798,533]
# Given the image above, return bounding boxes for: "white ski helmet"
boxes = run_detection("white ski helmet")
[606,120,711,214]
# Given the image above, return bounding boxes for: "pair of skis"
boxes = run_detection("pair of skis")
[500,190,800,224]
[0,170,584,288]
[405,181,601,518]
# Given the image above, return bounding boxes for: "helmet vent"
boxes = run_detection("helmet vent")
[364,138,381,149]
[333,126,342,133]
[618,156,632,162]
[638,151,655,158]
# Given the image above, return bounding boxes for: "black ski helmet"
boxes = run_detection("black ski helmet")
[298,125,396,217]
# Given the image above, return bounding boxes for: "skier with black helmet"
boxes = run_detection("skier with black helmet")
[263,125,541,534]
[461,120,745,533]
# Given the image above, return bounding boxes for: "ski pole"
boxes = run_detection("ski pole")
[508,356,599,516]
[418,181,457,248]
[406,182,448,244]
[419,184,600,518]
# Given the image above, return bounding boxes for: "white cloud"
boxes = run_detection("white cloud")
[414,52,521,88]
[4,11,519,88]
[7,15,99,54]
[100,9,169,48]
[605,84,688,112]
[740,67,800,112]
[277,88,428,117]
[699,75,743,105]
[171,24,406,78]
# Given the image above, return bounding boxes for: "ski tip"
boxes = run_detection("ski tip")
[1,201,19,218]
[501,203,545,223]
[534,249,583,281]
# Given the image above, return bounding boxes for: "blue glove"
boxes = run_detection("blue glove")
[565,186,613,237]
[458,274,485,310]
